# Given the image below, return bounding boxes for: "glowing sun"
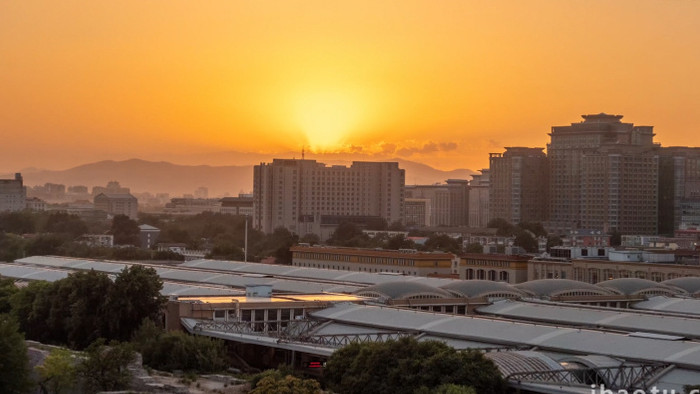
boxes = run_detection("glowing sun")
[294,90,363,150]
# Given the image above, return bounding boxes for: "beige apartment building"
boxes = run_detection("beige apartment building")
[548,113,659,234]
[253,159,405,238]
[94,193,138,219]
[290,245,457,277]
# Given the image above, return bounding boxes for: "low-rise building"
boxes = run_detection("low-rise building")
[459,253,530,283]
[139,224,161,249]
[528,258,700,283]
[25,197,47,211]
[94,193,138,219]
[220,196,254,216]
[290,245,458,277]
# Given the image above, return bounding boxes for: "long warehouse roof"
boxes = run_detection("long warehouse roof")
[14,256,361,294]
[477,299,700,339]
[0,262,240,297]
[311,303,700,371]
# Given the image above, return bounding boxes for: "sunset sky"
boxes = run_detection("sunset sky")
[2,1,700,173]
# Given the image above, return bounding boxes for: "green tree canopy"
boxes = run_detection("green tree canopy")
[36,348,77,394]
[423,234,462,254]
[106,265,166,342]
[324,337,507,394]
[0,314,32,394]
[0,276,18,314]
[78,339,135,393]
[110,215,140,246]
[133,321,229,374]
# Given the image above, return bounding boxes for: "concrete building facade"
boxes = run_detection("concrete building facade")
[0,173,26,212]
[290,245,457,277]
[94,193,138,219]
[658,147,700,234]
[459,253,530,284]
[254,159,405,238]
[468,169,490,228]
[548,114,658,234]
[489,147,548,225]
[404,180,469,227]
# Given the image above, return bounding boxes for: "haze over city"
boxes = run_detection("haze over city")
[3,1,700,174]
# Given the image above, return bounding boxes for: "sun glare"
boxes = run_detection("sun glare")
[294,91,362,150]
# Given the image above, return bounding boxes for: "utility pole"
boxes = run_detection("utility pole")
[244,216,248,263]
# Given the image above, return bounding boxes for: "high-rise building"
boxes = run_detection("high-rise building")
[0,173,26,212]
[468,169,490,227]
[489,147,548,225]
[548,114,658,234]
[253,159,405,238]
[404,179,469,227]
[658,147,700,234]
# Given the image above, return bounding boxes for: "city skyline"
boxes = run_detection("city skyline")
[3,1,700,173]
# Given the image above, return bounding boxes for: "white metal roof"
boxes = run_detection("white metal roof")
[0,262,239,297]
[310,303,700,370]
[14,256,362,294]
[633,296,700,316]
[181,259,460,287]
[477,300,700,339]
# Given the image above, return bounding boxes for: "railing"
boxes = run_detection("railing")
[506,363,670,391]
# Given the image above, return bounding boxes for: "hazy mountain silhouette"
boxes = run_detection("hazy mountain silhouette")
[10,158,474,197]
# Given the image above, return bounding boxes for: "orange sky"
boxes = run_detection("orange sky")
[2,1,700,173]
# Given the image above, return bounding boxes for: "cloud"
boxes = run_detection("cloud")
[440,142,458,151]
[380,143,397,154]
[396,141,458,157]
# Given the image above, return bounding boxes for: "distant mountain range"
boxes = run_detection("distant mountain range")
[6,158,475,197]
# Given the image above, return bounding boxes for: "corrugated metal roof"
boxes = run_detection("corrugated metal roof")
[310,303,700,370]
[477,300,700,339]
[0,262,239,296]
[14,256,362,294]
[633,296,700,316]
[181,259,459,287]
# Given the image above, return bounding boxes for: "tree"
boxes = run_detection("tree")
[78,339,135,393]
[106,265,166,342]
[0,211,36,234]
[110,215,140,246]
[386,234,415,250]
[43,212,88,238]
[516,221,547,237]
[11,280,57,343]
[513,230,538,253]
[0,233,27,262]
[464,243,484,254]
[0,314,32,394]
[423,234,461,254]
[487,218,515,236]
[327,222,370,247]
[324,337,506,394]
[299,233,320,245]
[0,276,18,314]
[135,326,229,373]
[36,348,77,394]
[26,234,65,257]
[59,270,114,349]
[250,371,321,394]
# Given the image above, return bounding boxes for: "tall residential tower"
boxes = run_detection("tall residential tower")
[548,114,658,234]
